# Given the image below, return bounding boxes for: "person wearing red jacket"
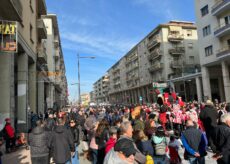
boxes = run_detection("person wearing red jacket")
[3,118,15,153]
[159,106,168,131]
[105,127,117,154]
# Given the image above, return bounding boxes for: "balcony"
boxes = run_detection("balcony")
[212,0,230,16]
[148,49,162,61]
[147,35,161,49]
[168,34,184,42]
[37,44,47,64]
[214,23,230,38]
[148,63,164,73]
[38,0,47,15]
[54,36,59,48]
[0,0,23,22]
[55,65,60,71]
[170,61,182,69]
[54,50,60,60]
[126,54,138,64]
[216,46,230,59]
[37,19,47,40]
[169,47,185,56]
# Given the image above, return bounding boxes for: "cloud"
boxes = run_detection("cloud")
[61,32,137,60]
[132,0,176,20]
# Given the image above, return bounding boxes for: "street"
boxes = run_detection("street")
[0,140,216,164]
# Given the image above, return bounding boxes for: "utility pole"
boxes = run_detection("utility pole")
[77,54,81,106]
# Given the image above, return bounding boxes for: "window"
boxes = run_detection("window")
[188,43,193,48]
[227,39,230,47]
[205,45,213,56]
[201,5,209,17]
[224,15,230,25]
[189,56,195,64]
[203,25,211,37]
[30,24,34,44]
[187,30,192,37]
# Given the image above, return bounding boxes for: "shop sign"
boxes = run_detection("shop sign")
[0,20,17,53]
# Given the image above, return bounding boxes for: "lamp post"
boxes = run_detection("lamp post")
[77,54,95,106]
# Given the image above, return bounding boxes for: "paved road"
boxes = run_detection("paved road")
[1,143,216,164]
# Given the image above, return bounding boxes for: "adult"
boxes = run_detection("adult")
[133,114,145,131]
[212,113,230,164]
[159,105,167,131]
[104,138,137,164]
[199,100,218,151]
[181,120,207,164]
[152,126,168,164]
[95,119,110,164]
[135,130,154,157]
[84,111,97,141]
[144,113,156,139]
[119,121,146,164]
[2,118,15,153]
[69,119,80,164]
[44,112,56,131]
[28,120,50,164]
[50,117,75,164]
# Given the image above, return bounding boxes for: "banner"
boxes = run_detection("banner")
[0,20,17,53]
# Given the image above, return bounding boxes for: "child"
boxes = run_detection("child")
[168,135,181,164]
[17,133,27,147]
[105,126,117,154]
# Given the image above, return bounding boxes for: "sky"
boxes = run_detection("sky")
[46,0,196,102]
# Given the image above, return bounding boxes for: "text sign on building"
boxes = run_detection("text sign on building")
[0,20,18,53]
[152,82,167,88]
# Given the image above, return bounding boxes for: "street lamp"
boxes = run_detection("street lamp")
[77,54,95,106]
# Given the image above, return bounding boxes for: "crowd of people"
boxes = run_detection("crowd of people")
[0,98,230,164]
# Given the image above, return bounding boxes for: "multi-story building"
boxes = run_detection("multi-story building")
[90,91,95,103]
[80,93,90,106]
[93,74,109,104]
[195,0,230,102]
[95,21,200,104]
[0,0,67,132]
[42,14,68,111]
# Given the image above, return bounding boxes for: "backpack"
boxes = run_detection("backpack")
[154,137,167,156]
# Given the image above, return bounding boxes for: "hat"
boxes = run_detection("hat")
[206,100,214,106]
[114,138,137,157]
[5,118,10,122]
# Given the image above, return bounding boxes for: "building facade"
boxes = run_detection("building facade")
[94,21,200,104]
[80,93,90,106]
[0,0,67,132]
[195,0,230,102]
[93,75,109,104]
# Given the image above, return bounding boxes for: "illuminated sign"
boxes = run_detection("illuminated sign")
[0,20,17,53]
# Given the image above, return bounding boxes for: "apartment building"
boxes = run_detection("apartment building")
[95,21,200,104]
[94,75,109,104]
[43,14,68,111]
[195,0,230,102]
[0,0,67,132]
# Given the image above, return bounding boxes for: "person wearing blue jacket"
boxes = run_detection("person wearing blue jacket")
[181,120,208,164]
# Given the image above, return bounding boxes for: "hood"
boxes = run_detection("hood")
[152,136,164,144]
[54,125,65,133]
[32,126,44,135]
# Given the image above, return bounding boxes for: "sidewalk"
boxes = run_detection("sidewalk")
[1,147,31,164]
[0,143,90,164]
